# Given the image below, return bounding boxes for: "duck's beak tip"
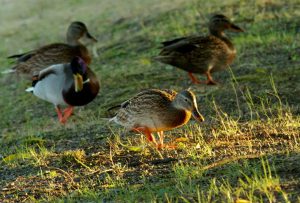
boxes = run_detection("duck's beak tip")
[192,109,205,122]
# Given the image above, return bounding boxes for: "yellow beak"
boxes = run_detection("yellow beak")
[192,108,205,122]
[73,73,83,92]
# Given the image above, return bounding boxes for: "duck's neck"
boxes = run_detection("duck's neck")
[65,69,89,91]
[168,104,192,128]
[209,28,224,38]
[66,35,82,46]
[210,29,235,51]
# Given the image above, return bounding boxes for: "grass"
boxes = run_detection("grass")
[0,0,300,202]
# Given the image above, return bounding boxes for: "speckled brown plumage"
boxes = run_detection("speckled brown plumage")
[8,21,97,77]
[110,89,204,148]
[155,14,244,85]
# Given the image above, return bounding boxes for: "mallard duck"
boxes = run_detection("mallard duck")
[154,14,244,85]
[109,89,204,148]
[26,56,100,124]
[7,21,97,76]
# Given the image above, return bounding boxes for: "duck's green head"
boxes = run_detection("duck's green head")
[173,90,205,122]
[70,56,87,92]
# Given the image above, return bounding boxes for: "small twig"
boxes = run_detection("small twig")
[74,157,93,172]
[45,166,76,187]
[85,168,114,176]
[201,154,264,171]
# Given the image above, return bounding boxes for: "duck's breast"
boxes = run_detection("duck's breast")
[63,69,100,106]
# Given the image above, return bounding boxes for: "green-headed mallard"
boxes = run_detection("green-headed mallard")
[154,14,244,85]
[7,21,97,77]
[26,56,100,124]
[109,89,204,148]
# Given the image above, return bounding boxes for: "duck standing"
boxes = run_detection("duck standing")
[6,21,97,76]
[154,14,244,85]
[109,89,204,148]
[26,57,100,124]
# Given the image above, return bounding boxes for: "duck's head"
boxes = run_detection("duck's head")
[209,14,244,36]
[66,21,97,45]
[70,56,88,92]
[173,90,205,122]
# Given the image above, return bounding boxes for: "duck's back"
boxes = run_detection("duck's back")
[12,43,91,76]
[157,35,236,73]
[113,89,186,131]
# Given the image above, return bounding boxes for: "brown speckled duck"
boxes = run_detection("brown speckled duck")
[26,56,100,124]
[154,14,244,85]
[7,21,97,76]
[109,89,204,148]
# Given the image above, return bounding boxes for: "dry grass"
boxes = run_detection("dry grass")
[0,0,300,202]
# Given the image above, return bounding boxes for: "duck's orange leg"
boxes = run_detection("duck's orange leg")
[55,106,65,124]
[60,106,74,123]
[157,131,177,149]
[157,131,165,149]
[188,72,202,84]
[132,127,157,144]
[205,72,217,85]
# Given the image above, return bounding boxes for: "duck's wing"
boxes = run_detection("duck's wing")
[9,43,80,76]
[7,51,36,62]
[160,36,200,53]
[37,65,58,82]
[121,89,175,110]
[161,37,187,47]
[8,43,68,63]
[161,89,177,99]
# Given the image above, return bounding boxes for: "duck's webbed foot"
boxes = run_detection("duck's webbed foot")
[188,72,203,84]
[205,72,218,85]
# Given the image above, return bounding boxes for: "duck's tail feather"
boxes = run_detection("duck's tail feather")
[7,54,24,59]
[151,55,171,63]
[109,116,116,123]
[107,104,121,112]
[1,69,16,74]
[25,87,34,93]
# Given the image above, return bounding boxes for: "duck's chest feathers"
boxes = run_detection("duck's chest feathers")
[63,76,99,106]
[220,36,236,64]
[77,45,92,64]
[226,47,236,64]
[166,109,192,129]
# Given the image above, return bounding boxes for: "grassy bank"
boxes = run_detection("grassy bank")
[0,0,299,202]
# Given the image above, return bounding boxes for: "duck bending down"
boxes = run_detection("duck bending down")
[6,21,97,77]
[154,14,244,85]
[26,56,100,124]
[109,89,204,149]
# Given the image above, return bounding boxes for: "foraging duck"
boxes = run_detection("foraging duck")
[7,21,97,76]
[154,14,244,85]
[109,89,204,148]
[26,56,100,124]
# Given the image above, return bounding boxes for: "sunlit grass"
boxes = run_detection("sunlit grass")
[0,0,300,202]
